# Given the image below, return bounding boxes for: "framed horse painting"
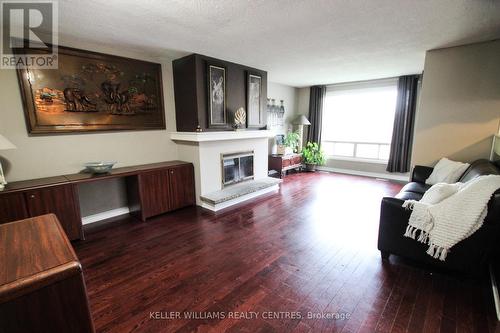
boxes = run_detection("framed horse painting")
[16,45,165,134]
[207,63,226,128]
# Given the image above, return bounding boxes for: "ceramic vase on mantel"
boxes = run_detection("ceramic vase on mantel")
[233,107,246,131]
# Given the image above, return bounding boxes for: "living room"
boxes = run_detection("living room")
[0,1,499,332]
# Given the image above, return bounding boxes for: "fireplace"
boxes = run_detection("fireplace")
[222,151,254,186]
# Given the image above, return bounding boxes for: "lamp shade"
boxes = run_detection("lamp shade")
[0,134,16,150]
[293,115,311,125]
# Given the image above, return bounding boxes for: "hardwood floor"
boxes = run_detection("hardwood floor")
[74,172,499,333]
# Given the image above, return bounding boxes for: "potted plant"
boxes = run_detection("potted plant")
[283,131,300,154]
[301,142,325,171]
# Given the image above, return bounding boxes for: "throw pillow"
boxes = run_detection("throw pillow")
[420,182,464,204]
[425,158,470,185]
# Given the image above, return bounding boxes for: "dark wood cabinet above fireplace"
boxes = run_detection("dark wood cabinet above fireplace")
[172,54,268,132]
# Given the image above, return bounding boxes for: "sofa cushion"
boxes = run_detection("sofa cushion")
[425,157,470,185]
[400,182,431,195]
[395,191,423,201]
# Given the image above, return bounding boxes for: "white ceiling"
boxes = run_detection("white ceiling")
[56,0,500,87]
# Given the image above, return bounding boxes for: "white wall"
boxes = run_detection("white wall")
[412,40,500,166]
[296,88,310,116]
[78,178,128,216]
[0,39,179,217]
[296,87,310,138]
[267,82,300,149]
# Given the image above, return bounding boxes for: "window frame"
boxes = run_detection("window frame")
[321,78,398,163]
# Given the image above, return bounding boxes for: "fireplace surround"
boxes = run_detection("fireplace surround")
[222,151,254,186]
[172,130,280,210]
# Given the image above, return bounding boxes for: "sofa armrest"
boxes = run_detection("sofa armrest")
[378,195,500,272]
[378,197,410,228]
[377,197,411,252]
[411,165,434,183]
[485,190,500,226]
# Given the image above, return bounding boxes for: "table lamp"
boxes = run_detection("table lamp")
[0,134,16,191]
[293,114,311,152]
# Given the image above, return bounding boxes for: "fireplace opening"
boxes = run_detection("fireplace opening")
[222,151,254,186]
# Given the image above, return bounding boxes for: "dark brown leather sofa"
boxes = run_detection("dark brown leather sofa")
[377,159,500,273]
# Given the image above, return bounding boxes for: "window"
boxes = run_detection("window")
[321,79,398,162]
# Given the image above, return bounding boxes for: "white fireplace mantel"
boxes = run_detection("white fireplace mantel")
[175,129,273,209]
[170,130,273,143]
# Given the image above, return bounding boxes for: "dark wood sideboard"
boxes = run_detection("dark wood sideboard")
[268,154,303,178]
[0,214,95,333]
[0,161,195,241]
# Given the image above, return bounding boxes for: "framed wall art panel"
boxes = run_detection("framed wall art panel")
[207,64,227,128]
[246,72,262,128]
[16,45,165,134]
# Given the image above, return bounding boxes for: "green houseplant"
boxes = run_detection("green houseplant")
[302,141,325,171]
[284,131,300,153]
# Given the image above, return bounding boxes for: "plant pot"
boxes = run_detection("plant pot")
[305,163,317,172]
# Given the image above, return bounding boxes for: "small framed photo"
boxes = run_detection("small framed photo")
[246,72,262,127]
[207,64,227,127]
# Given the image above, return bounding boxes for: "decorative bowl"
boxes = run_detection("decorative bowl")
[84,162,117,174]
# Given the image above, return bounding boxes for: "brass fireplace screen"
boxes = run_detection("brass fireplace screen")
[221,151,254,186]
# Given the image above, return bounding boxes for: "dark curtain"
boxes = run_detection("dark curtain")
[386,75,420,173]
[307,85,326,144]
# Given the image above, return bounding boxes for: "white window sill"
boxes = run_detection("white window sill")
[326,156,388,165]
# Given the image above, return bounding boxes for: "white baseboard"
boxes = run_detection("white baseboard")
[200,184,280,212]
[316,166,409,182]
[81,207,130,225]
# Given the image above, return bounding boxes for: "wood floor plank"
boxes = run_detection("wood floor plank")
[421,274,447,332]
[374,266,412,332]
[73,172,499,333]
[390,267,423,333]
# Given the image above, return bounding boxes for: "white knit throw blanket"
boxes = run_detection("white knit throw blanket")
[402,175,500,261]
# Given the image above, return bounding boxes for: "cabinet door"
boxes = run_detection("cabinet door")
[168,165,195,211]
[268,156,282,173]
[139,170,171,219]
[0,193,29,224]
[25,185,82,240]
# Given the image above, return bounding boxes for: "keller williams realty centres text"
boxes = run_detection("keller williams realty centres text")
[150,311,351,321]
